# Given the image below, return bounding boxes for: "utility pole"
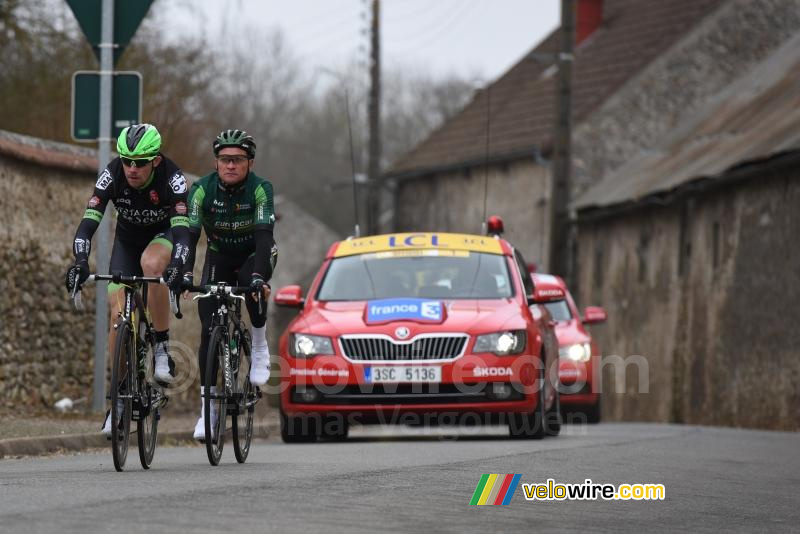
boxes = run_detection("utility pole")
[367,0,382,235]
[549,0,575,280]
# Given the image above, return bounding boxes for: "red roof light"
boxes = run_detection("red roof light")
[487,215,504,236]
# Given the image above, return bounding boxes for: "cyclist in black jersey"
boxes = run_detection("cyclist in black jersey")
[182,129,277,440]
[65,124,191,436]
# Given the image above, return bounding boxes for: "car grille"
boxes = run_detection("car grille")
[339,334,468,361]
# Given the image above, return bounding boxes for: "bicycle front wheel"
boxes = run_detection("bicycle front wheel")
[111,321,134,472]
[232,330,254,464]
[137,325,158,469]
[204,326,228,466]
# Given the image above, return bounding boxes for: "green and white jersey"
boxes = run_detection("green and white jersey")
[188,171,275,257]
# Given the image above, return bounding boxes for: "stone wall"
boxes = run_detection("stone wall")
[394,158,551,266]
[575,161,800,430]
[572,0,800,192]
[0,151,97,411]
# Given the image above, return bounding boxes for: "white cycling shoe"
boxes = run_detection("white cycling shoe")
[154,342,175,384]
[193,387,219,442]
[101,399,125,439]
[250,345,271,386]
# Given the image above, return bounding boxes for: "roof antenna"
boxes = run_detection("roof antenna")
[344,86,361,238]
[481,84,492,235]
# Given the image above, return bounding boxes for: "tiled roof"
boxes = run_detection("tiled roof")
[387,0,725,178]
[573,33,800,212]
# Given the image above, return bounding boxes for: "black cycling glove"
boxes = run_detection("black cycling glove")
[162,260,184,292]
[66,260,90,293]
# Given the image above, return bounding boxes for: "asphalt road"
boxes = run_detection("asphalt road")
[1,423,797,533]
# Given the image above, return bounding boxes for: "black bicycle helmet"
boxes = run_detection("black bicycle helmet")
[213,129,256,159]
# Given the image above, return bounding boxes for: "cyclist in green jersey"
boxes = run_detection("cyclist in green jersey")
[182,129,277,440]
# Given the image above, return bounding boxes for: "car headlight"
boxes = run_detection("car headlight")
[289,333,334,358]
[559,343,591,362]
[474,331,526,355]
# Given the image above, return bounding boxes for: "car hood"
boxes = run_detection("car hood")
[297,299,525,337]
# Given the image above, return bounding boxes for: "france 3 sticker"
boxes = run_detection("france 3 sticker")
[366,298,444,324]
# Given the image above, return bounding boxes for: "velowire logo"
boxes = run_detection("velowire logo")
[469,474,521,506]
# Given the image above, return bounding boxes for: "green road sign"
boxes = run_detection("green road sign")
[65,0,155,65]
[71,71,142,141]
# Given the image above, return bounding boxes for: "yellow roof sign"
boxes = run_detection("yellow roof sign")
[333,232,504,257]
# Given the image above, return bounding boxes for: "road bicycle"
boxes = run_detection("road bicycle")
[72,273,177,471]
[183,282,262,466]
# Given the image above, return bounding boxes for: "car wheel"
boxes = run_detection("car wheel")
[584,396,601,424]
[545,384,561,437]
[320,415,349,441]
[508,367,547,440]
[280,411,318,443]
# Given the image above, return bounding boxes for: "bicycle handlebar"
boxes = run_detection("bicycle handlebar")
[70,274,176,316]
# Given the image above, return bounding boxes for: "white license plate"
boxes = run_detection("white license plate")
[365,366,441,383]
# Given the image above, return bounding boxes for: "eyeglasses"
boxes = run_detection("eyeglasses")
[216,155,250,166]
[121,157,155,168]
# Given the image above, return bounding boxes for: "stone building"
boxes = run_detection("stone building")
[572,33,800,430]
[384,0,800,429]
[0,129,338,412]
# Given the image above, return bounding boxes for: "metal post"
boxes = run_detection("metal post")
[92,0,114,412]
[367,0,382,234]
[548,0,575,278]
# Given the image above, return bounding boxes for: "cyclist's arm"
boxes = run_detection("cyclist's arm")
[72,167,113,262]
[183,182,206,276]
[166,170,191,269]
[253,181,277,281]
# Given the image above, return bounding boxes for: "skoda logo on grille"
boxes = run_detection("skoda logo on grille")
[394,327,410,339]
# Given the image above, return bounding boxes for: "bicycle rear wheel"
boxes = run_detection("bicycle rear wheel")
[137,325,158,469]
[232,330,254,463]
[111,321,134,471]
[204,326,228,466]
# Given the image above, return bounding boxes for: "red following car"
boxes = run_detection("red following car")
[274,232,565,442]
[531,273,607,423]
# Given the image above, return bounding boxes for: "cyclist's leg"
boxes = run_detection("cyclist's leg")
[138,231,174,383]
[141,230,172,332]
[237,254,268,327]
[194,249,238,439]
[237,254,270,385]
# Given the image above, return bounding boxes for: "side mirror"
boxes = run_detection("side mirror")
[582,306,607,324]
[275,285,305,308]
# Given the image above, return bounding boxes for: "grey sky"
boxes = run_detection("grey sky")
[160,0,560,83]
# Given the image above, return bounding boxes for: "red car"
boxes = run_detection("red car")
[531,273,607,423]
[274,232,565,442]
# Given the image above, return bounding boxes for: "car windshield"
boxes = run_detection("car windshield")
[317,251,514,300]
[544,300,573,321]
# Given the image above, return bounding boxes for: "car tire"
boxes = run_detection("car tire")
[320,415,349,441]
[545,385,561,437]
[280,411,318,443]
[508,367,547,440]
[584,396,601,424]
